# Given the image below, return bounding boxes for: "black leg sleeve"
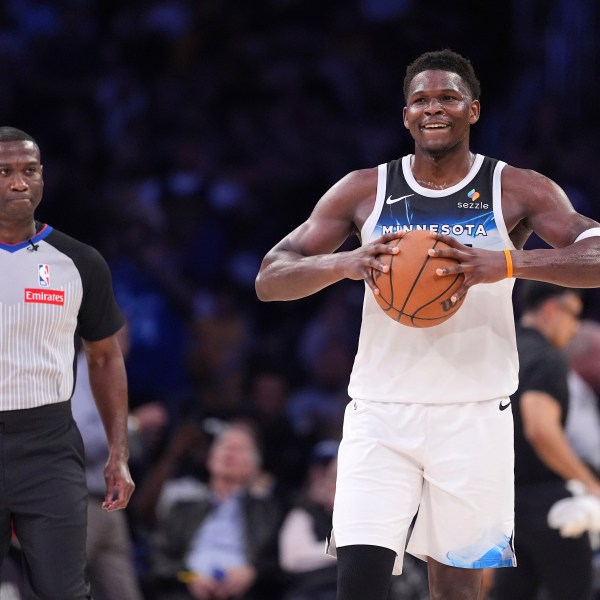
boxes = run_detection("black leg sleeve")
[336,544,396,600]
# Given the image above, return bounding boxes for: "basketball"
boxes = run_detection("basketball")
[372,230,466,327]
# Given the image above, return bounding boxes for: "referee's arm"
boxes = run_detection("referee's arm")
[82,331,135,511]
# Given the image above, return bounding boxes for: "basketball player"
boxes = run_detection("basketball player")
[255,50,600,600]
[0,127,134,598]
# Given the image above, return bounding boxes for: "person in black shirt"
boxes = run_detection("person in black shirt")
[493,281,600,600]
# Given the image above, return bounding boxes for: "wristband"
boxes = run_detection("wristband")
[503,249,513,279]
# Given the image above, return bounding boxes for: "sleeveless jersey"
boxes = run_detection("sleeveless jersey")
[0,223,124,410]
[347,154,519,404]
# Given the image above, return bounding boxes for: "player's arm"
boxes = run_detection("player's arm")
[520,390,600,497]
[430,167,600,300]
[505,167,600,286]
[83,332,135,510]
[256,168,401,301]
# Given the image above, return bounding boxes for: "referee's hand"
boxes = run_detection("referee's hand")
[102,458,135,511]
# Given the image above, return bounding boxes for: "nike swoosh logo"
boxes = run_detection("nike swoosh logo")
[499,399,511,411]
[386,194,414,205]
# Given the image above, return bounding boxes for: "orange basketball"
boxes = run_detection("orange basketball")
[372,230,466,328]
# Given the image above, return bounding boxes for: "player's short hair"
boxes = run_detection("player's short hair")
[0,126,37,145]
[403,49,481,101]
[518,280,581,313]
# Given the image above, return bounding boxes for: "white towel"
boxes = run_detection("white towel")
[547,486,600,538]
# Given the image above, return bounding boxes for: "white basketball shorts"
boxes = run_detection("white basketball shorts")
[327,398,516,575]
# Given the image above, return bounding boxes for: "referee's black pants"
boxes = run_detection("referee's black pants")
[0,401,91,599]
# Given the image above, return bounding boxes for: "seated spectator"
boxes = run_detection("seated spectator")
[133,419,210,529]
[147,422,285,600]
[242,366,313,500]
[279,440,339,600]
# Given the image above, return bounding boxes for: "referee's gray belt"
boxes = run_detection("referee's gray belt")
[0,400,72,432]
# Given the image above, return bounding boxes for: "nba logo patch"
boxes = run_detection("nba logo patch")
[38,264,50,287]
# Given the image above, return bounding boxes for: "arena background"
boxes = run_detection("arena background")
[1,0,598,418]
[1,1,599,597]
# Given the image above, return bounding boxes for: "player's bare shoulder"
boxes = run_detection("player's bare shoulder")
[500,164,569,231]
[501,163,599,248]
[320,166,378,229]
[501,164,559,195]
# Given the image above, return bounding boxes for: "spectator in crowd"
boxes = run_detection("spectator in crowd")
[279,440,339,600]
[107,220,194,422]
[147,422,285,600]
[565,319,600,476]
[185,288,252,419]
[242,366,312,499]
[133,420,210,530]
[493,281,600,600]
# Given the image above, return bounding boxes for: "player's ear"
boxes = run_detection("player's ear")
[468,100,480,125]
[403,106,409,129]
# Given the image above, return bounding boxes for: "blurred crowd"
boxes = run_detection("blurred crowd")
[2,0,600,598]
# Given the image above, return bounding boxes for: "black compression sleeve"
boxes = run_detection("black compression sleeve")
[336,544,396,600]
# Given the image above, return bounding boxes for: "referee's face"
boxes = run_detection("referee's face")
[0,140,44,224]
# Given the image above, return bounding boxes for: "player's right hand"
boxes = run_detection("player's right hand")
[344,231,405,295]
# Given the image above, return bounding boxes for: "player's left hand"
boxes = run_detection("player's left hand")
[428,233,510,302]
[102,458,135,511]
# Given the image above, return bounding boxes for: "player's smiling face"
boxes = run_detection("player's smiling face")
[403,70,480,155]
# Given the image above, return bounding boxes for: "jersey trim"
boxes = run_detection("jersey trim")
[361,164,387,243]
[401,154,485,197]
[492,162,514,250]
[0,224,53,253]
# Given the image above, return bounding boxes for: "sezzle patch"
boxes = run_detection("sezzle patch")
[24,288,65,305]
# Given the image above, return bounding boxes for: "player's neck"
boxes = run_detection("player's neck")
[0,219,36,245]
[411,150,475,190]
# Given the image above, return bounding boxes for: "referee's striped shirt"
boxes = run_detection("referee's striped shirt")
[1,223,124,410]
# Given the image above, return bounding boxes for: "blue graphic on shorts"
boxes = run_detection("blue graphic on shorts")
[446,534,514,568]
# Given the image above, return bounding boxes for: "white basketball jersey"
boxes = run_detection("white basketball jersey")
[347,154,519,404]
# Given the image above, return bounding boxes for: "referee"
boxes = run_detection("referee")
[0,126,135,598]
